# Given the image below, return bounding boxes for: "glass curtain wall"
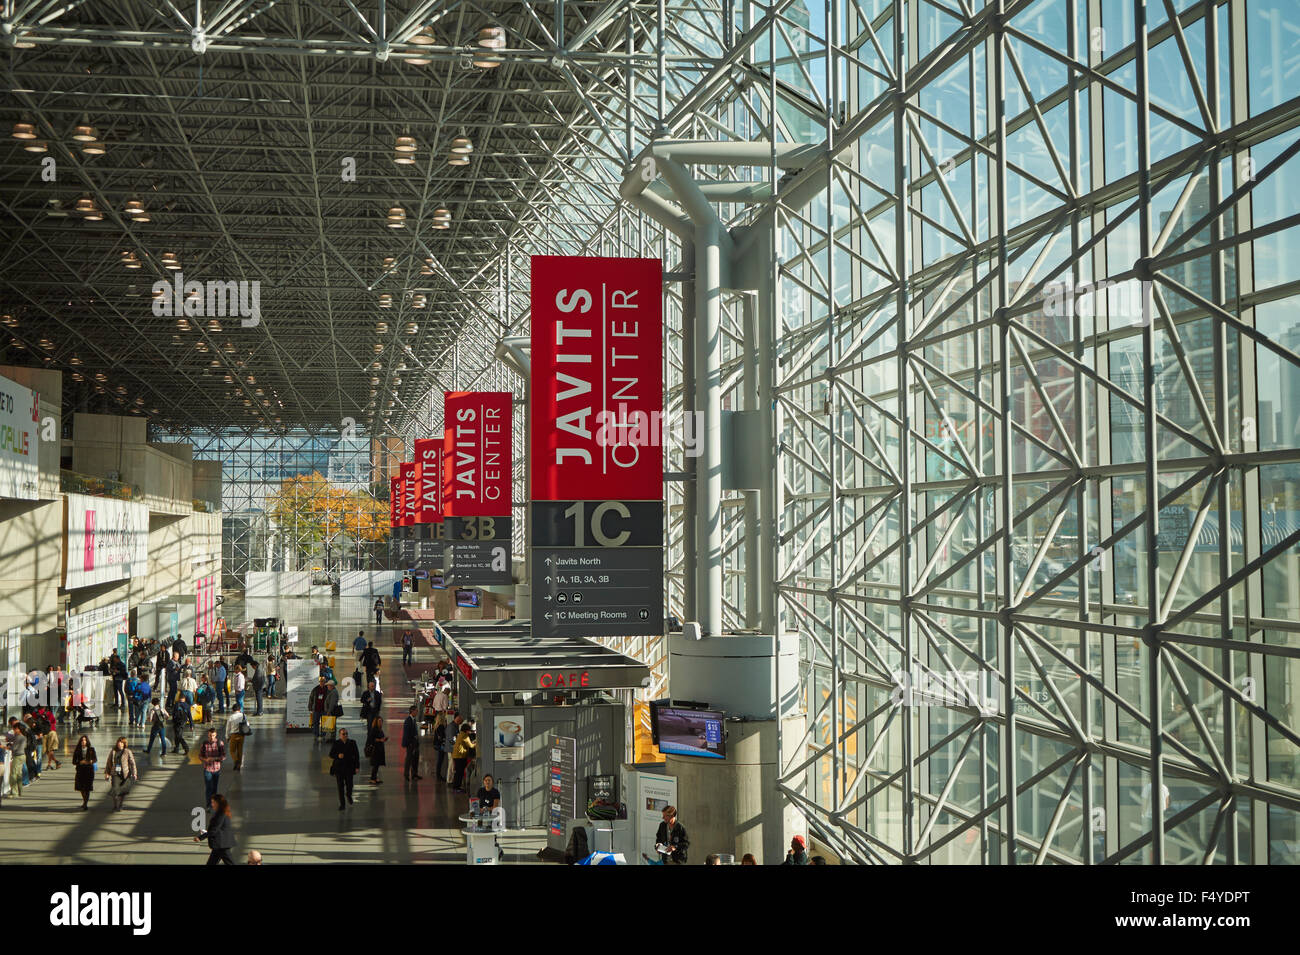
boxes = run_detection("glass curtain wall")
[398,0,1300,863]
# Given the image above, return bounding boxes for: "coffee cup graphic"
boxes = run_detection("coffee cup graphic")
[498,720,522,746]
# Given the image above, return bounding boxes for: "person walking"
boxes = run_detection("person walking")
[451,718,476,792]
[131,671,151,727]
[6,722,27,796]
[165,651,181,711]
[224,703,251,772]
[109,652,127,710]
[365,716,387,784]
[329,727,361,810]
[353,630,367,665]
[199,727,226,803]
[195,794,236,865]
[104,737,137,811]
[360,641,381,685]
[432,715,450,784]
[308,675,330,741]
[401,630,414,666]
[21,717,40,783]
[442,712,463,784]
[42,713,62,771]
[196,674,215,724]
[213,659,229,714]
[143,697,170,756]
[71,735,96,810]
[401,704,422,781]
[171,697,191,757]
[359,679,383,727]
[249,663,265,716]
[373,597,384,626]
[264,654,277,698]
[125,671,141,726]
[321,681,340,742]
[231,665,247,712]
[178,667,197,709]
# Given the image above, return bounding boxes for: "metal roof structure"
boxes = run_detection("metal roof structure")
[436,621,651,693]
[0,0,704,435]
[4,0,1300,867]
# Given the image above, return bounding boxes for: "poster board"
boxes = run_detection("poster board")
[636,772,677,865]
[63,493,149,590]
[494,714,524,761]
[284,657,317,730]
[0,372,40,501]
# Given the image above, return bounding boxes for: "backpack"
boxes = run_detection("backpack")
[133,683,149,702]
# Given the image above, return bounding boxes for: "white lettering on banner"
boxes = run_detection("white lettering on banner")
[64,493,148,590]
[0,371,40,501]
[550,285,646,471]
[453,404,506,501]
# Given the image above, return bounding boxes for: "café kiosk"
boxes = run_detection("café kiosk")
[435,622,650,858]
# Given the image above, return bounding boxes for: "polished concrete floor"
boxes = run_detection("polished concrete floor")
[0,596,546,864]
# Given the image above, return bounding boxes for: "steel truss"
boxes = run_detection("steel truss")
[406,0,1300,865]
[4,1,1299,863]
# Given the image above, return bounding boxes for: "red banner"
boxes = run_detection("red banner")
[530,255,663,501]
[389,476,400,529]
[399,462,417,526]
[414,438,443,523]
[443,391,512,516]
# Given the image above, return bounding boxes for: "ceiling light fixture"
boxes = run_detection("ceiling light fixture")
[11,122,37,140]
[75,197,101,220]
[71,124,98,143]
[378,294,393,308]
[22,140,47,153]
[81,140,106,156]
[386,205,407,228]
[474,26,505,68]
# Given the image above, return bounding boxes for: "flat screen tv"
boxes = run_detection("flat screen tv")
[651,701,726,759]
[454,588,480,608]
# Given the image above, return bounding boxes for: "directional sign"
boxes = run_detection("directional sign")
[444,515,512,584]
[445,540,512,585]
[530,501,660,548]
[532,547,662,637]
[448,515,512,542]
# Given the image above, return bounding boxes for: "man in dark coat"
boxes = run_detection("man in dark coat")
[329,728,362,809]
[401,704,422,781]
[359,680,383,725]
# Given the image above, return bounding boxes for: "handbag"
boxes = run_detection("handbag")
[332,703,344,717]
[191,704,204,722]
[321,715,336,732]
[364,741,374,758]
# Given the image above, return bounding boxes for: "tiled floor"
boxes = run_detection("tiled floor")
[0,596,547,865]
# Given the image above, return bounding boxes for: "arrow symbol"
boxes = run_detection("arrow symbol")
[544,612,552,621]
[544,556,553,565]
[544,594,551,602]
[544,576,551,584]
